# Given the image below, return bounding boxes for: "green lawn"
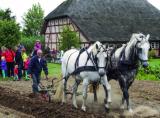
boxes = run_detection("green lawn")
[0,63,62,81]
[149,58,160,67]
[42,63,61,78]
[136,59,160,81]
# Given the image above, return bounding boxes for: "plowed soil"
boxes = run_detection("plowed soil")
[0,79,159,118]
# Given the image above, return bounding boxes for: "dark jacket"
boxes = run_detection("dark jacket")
[28,55,48,77]
[15,49,23,65]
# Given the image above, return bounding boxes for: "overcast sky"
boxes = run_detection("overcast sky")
[0,0,160,27]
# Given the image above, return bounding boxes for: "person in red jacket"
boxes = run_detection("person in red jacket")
[3,47,15,77]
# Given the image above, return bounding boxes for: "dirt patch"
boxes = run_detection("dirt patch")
[0,86,108,118]
[0,80,159,118]
[0,105,34,118]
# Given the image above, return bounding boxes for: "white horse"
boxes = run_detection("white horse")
[61,41,111,111]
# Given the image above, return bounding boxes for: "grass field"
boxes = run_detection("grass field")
[136,59,160,81]
[42,63,61,78]
[149,58,160,67]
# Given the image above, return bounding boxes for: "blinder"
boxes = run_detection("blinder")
[93,45,108,70]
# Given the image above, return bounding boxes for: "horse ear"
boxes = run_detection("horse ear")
[96,44,98,50]
[105,44,109,48]
[146,34,150,41]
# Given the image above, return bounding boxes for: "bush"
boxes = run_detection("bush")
[20,36,45,54]
[149,50,156,59]
[136,65,160,80]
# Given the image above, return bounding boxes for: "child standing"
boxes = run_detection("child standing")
[14,65,18,80]
[24,57,30,80]
[1,56,7,79]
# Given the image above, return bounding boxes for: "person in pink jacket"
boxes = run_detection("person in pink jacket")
[24,57,30,80]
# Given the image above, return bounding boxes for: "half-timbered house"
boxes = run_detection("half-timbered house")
[41,0,160,56]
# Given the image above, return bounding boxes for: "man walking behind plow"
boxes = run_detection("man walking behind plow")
[28,49,48,97]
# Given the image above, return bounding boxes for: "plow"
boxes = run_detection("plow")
[38,78,83,102]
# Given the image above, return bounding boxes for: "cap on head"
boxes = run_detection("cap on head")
[36,39,40,42]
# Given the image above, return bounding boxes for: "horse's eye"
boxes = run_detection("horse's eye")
[139,36,143,38]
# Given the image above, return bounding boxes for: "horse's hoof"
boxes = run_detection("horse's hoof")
[73,104,78,109]
[81,106,86,112]
[105,104,110,113]
[72,105,78,109]
[128,108,133,113]
[105,107,110,113]
[104,99,112,104]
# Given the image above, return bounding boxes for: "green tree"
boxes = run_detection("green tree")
[22,3,44,36]
[0,8,15,20]
[60,26,80,51]
[0,20,20,48]
[0,8,20,48]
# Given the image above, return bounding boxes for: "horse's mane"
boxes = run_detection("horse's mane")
[127,33,137,46]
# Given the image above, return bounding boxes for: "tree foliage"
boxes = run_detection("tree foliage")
[0,8,20,48]
[22,3,44,36]
[60,26,80,51]
[0,8,15,20]
[0,20,20,48]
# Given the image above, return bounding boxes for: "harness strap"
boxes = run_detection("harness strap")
[71,66,97,75]
[75,48,86,69]
[72,47,98,76]
[84,48,97,70]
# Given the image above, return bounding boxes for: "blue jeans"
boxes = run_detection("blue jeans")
[32,74,40,93]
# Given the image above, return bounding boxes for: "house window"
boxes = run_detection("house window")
[151,42,159,49]
[155,43,159,49]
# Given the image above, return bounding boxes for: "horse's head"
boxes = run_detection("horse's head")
[134,33,150,68]
[92,41,107,77]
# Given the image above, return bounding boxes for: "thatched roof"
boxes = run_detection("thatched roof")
[42,0,160,42]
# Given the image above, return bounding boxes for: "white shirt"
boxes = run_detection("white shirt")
[38,58,41,63]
